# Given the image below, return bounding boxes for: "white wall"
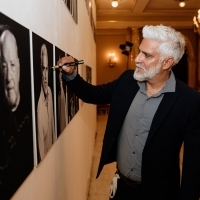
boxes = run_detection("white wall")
[0,0,97,199]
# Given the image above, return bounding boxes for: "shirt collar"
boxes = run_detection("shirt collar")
[137,71,176,95]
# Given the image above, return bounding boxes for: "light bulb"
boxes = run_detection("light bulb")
[179,2,185,7]
[198,9,200,22]
[111,1,118,8]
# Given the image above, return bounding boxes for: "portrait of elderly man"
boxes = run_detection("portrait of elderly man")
[36,43,55,160]
[0,15,33,200]
[0,27,20,111]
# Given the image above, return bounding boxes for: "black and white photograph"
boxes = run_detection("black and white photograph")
[73,58,79,114]
[66,55,79,122]
[72,0,78,23]
[0,12,34,199]
[86,65,92,83]
[63,0,78,23]
[55,46,67,137]
[32,33,55,163]
[67,87,76,122]
[74,94,79,114]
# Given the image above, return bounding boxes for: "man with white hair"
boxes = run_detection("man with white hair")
[0,26,33,199]
[0,27,20,112]
[37,44,55,160]
[58,25,200,200]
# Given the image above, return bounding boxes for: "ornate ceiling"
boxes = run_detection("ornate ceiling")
[95,0,200,29]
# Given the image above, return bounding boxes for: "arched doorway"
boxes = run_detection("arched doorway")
[183,36,197,88]
[172,52,188,84]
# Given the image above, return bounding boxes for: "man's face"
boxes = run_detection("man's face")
[0,30,20,111]
[41,50,48,95]
[134,38,163,81]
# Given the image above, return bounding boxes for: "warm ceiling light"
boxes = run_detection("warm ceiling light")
[179,1,186,7]
[193,9,200,35]
[111,0,118,8]
[175,0,186,8]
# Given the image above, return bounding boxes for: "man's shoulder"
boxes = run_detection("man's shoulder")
[117,69,137,85]
[176,79,200,97]
[121,69,134,75]
[118,69,135,80]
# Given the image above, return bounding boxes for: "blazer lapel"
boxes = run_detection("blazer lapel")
[145,89,181,147]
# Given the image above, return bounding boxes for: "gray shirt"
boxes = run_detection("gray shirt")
[116,71,176,182]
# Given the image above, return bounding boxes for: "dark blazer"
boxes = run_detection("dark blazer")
[63,70,200,200]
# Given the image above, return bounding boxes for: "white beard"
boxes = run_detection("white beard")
[133,63,162,81]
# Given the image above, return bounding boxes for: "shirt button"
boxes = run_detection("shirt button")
[140,116,143,118]
[131,168,134,171]
[132,151,135,154]
[136,134,138,136]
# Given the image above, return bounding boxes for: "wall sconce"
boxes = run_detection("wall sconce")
[193,9,200,34]
[108,53,117,67]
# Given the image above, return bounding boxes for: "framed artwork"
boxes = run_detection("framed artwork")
[86,65,92,83]
[67,87,76,122]
[85,0,95,40]
[91,13,96,41]
[63,0,78,23]
[72,0,78,23]
[32,33,55,163]
[66,54,79,122]
[55,46,68,137]
[0,12,33,199]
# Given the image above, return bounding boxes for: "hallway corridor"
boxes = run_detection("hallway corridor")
[87,115,116,200]
[87,114,184,200]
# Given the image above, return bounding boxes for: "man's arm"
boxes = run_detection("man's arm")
[180,94,200,199]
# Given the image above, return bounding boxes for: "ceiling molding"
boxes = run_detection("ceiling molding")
[95,0,198,29]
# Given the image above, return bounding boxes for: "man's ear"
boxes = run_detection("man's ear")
[163,57,174,70]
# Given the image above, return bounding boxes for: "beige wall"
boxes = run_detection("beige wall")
[0,0,97,200]
[96,29,129,84]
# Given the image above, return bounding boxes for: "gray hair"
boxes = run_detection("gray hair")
[142,25,186,66]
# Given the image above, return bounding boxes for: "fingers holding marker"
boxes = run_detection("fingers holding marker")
[56,56,75,75]
[62,64,75,74]
[57,56,74,67]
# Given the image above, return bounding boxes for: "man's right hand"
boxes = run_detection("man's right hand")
[57,55,75,75]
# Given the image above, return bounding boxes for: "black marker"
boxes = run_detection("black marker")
[52,60,84,69]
